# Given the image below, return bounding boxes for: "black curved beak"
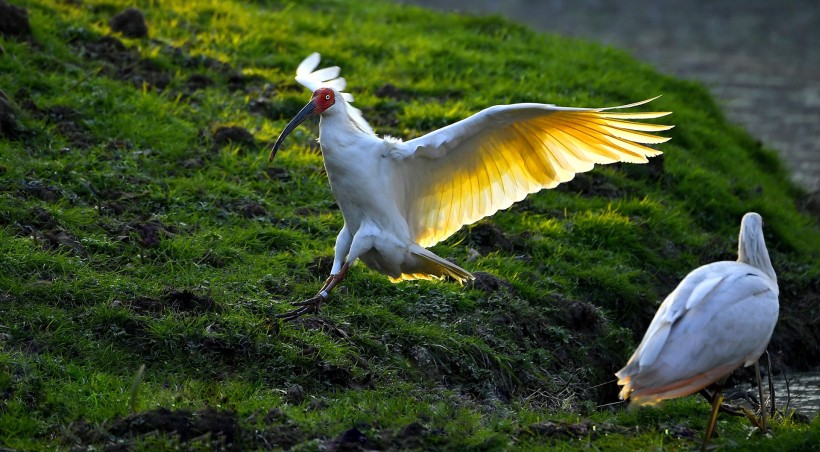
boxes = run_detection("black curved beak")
[269,99,317,161]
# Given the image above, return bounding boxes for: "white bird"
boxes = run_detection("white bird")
[269,53,673,320]
[616,212,779,449]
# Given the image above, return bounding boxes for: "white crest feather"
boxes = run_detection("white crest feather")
[294,53,354,103]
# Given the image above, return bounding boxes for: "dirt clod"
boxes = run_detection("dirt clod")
[238,201,267,218]
[0,0,32,38]
[557,172,623,198]
[375,83,412,100]
[556,299,603,335]
[38,105,97,148]
[19,179,62,202]
[29,206,58,229]
[109,8,148,38]
[213,126,255,150]
[389,422,430,449]
[128,219,169,248]
[79,36,132,63]
[467,222,513,254]
[521,420,592,439]
[308,256,334,279]
[284,383,305,404]
[467,271,514,294]
[130,288,218,315]
[108,407,237,443]
[0,92,21,138]
[330,427,372,451]
[186,73,213,91]
[613,153,665,180]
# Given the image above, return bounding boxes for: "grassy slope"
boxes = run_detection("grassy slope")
[0,0,818,449]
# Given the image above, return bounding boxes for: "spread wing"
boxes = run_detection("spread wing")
[390,98,673,247]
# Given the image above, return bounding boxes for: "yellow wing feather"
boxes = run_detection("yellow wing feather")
[399,100,672,247]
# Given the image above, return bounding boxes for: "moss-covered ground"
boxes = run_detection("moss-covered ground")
[0,0,818,449]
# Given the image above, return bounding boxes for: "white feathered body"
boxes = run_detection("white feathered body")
[616,261,779,405]
[318,100,470,282]
[616,212,779,406]
[281,53,672,285]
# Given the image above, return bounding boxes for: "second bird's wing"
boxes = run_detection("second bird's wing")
[615,262,779,404]
[391,98,673,247]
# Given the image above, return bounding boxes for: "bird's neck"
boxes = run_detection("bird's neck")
[318,112,373,151]
[738,229,777,285]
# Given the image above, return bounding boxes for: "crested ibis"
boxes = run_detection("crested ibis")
[269,53,673,320]
[616,212,779,450]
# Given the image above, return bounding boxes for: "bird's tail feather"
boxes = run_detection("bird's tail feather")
[388,247,474,284]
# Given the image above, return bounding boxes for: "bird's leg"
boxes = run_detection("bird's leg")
[698,388,744,417]
[766,351,776,418]
[276,263,350,321]
[731,360,771,433]
[754,360,768,432]
[701,378,726,452]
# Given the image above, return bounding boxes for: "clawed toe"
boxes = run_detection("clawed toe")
[275,295,324,321]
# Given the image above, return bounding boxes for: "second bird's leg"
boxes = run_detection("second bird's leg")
[701,378,727,452]
[276,263,350,321]
[753,360,768,432]
[697,389,744,417]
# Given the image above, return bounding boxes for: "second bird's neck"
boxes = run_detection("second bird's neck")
[738,230,777,286]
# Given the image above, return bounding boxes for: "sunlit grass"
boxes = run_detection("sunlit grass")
[1,0,818,449]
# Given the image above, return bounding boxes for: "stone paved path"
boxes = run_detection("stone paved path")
[400,0,820,195]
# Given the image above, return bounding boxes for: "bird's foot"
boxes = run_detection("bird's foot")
[276,293,326,321]
[740,407,769,433]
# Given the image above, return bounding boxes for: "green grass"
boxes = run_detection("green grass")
[1,0,819,449]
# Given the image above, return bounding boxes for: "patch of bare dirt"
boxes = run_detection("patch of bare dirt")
[467,271,514,294]
[128,288,220,316]
[612,153,666,181]
[18,179,62,202]
[327,427,373,451]
[308,255,334,279]
[228,72,271,92]
[0,0,31,39]
[252,423,305,450]
[238,201,267,218]
[109,8,148,38]
[260,166,292,183]
[0,90,22,139]
[93,311,147,340]
[552,297,605,336]
[465,222,514,254]
[212,126,256,151]
[14,206,87,256]
[517,420,627,441]
[108,407,237,444]
[375,83,412,101]
[185,73,214,91]
[73,35,170,91]
[116,218,176,248]
[556,171,624,198]
[24,104,99,148]
[217,198,268,219]
[388,422,433,450]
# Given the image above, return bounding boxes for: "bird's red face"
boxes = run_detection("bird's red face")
[269,87,337,161]
[312,87,335,114]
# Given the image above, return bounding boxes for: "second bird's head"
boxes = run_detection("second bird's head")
[269,87,337,161]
